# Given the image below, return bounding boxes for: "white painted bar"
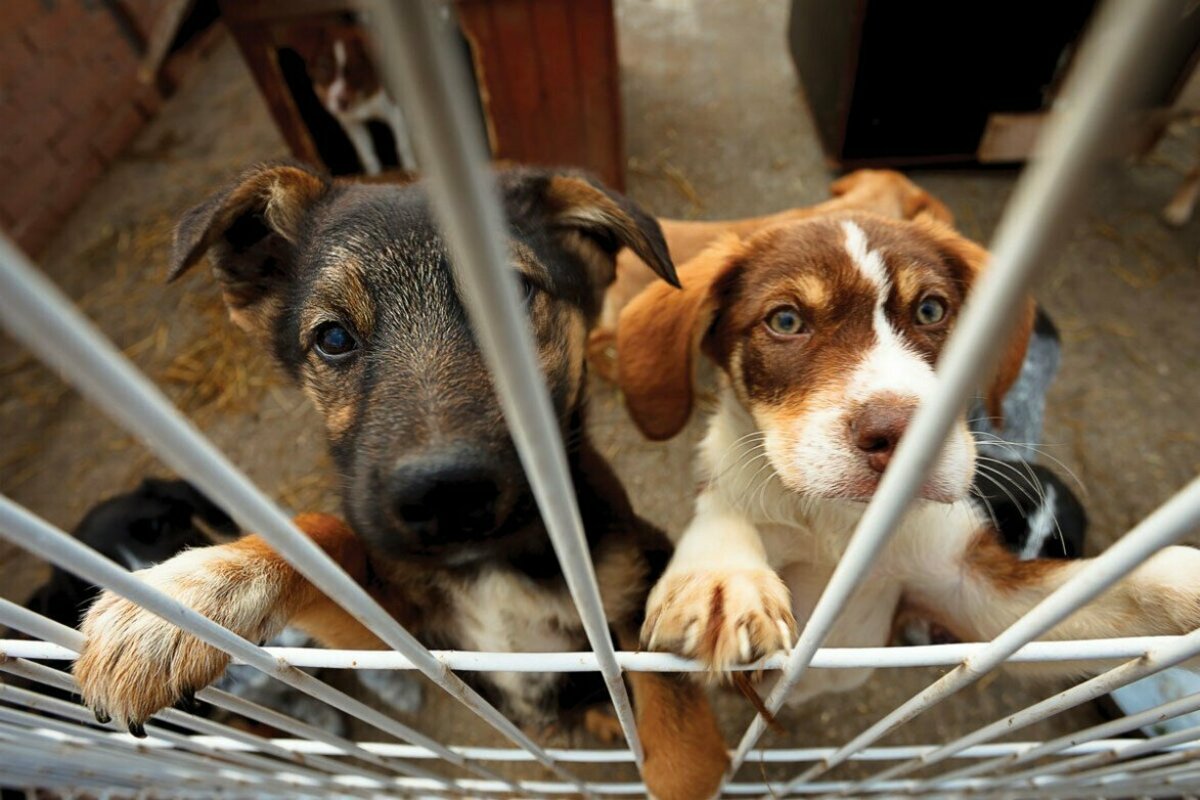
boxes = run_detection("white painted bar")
[362,0,644,768]
[26,733,1179,764]
[845,623,1200,794]
[912,687,1200,789]
[6,634,1192,671]
[0,710,326,797]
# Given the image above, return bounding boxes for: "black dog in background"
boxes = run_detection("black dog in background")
[25,479,239,628]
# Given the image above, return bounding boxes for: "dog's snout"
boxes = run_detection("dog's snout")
[388,454,502,544]
[849,404,913,473]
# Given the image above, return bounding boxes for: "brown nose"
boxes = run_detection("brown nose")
[849,404,913,473]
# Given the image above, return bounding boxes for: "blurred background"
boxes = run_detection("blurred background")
[2,0,1200,789]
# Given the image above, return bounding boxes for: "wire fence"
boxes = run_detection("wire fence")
[2,0,1199,797]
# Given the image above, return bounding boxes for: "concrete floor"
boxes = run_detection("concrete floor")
[3,0,1200,793]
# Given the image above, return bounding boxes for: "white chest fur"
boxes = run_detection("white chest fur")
[450,566,586,721]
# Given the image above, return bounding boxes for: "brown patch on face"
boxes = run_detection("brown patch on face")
[911,216,1035,424]
[704,215,982,428]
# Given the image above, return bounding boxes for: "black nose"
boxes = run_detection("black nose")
[388,453,502,544]
[849,404,913,474]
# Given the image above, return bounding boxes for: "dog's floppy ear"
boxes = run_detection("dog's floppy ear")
[503,170,678,292]
[169,162,331,332]
[917,217,1034,427]
[617,234,743,440]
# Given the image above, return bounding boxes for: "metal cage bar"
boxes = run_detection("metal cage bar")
[843,621,1200,794]
[7,634,1194,672]
[0,0,1198,796]
[362,0,645,768]
[920,687,1200,788]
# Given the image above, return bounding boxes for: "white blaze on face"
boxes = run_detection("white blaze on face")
[766,220,975,502]
[326,39,349,113]
[840,220,935,406]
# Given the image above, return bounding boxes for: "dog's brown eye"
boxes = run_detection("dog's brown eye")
[765,306,806,336]
[915,296,947,326]
[314,322,358,360]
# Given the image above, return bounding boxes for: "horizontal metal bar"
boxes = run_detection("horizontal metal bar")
[0,676,379,794]
[849,623,1200,792]
[6,635,1191,671]
[0,725,306,796]
[914,688,1200,791]
[1034,745,1200,791]
[364,0,643,769]
[0,708,320,797]
[31,733,1182,764]
[793,476,1200,795]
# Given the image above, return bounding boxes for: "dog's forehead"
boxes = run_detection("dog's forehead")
[314,186,447,273]
[732,215,953,311]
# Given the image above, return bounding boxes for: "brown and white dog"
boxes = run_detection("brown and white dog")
[616,204,1200,703]
[72,163,725,799]
[300,27,416,173]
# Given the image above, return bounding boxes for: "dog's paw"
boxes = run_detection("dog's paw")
[75,548,282,733]
[641,568,796,675]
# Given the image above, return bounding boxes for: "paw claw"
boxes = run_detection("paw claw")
[93,708,111,725]
[777,619,794,652]
[128,722,147,739]
[737,625,752,662]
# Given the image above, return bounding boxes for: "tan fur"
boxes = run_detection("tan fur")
[642,567,796,676]
[324,404,355,438]
[75,514,366,727]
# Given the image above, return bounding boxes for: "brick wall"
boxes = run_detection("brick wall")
[0,0,165,255]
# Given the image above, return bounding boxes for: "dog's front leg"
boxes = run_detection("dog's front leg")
[642,492,796,674]
[622,627,728,800]
[384,100,418,170]
[904,527,1200,680]
[74,513,379,730]
[342,119,383,175]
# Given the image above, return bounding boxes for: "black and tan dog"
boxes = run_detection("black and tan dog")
[73,163,727,799]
